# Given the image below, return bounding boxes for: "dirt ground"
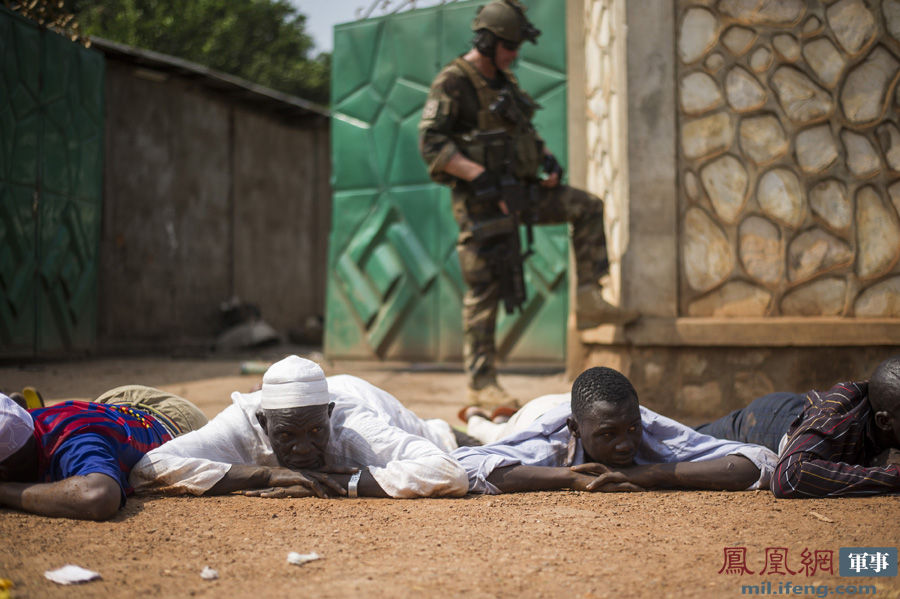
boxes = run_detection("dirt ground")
[1,347,898,598]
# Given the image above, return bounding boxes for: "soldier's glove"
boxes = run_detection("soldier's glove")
[542,153,564,180]
[470,170,501,202]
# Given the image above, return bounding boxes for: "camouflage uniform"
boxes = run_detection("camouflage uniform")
[418,57,609,393]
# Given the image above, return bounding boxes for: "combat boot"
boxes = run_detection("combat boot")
[575,284,640,329]
[466,383,520,411]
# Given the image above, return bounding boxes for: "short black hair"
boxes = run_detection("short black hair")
[571,367,638,420]
[870,356,900,414]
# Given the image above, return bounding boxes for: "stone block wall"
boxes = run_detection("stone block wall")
[585,343,896,422]
[583,0,628,304]
[569,0,900,416]
[677,0,900,317]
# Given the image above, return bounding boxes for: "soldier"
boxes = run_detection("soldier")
[418,0,638,411]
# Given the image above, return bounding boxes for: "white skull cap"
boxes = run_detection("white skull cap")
[0,394,35,463]
[260,355,330,410]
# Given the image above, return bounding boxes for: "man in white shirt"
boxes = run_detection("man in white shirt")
[452,366,777,494]
[130,355,469,499]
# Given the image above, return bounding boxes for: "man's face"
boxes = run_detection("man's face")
[494,39,520,71]
[258,404,333,470]
[570,399,642,467]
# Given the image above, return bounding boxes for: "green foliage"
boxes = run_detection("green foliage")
[65,0,330,104]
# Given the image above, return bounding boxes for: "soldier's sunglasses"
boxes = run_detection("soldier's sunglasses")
[500,39,521,51]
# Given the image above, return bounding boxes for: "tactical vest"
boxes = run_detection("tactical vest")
[453,57,542,181]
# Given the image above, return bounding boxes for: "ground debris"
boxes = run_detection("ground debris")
[808,511,834,523]
[287,552,322,566]
[44,565,101,585]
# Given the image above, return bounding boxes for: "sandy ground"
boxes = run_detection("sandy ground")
[1,347,899,598]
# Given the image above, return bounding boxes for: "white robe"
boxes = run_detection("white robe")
[129,375,468,498]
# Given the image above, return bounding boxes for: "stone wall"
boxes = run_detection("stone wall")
[585,343,896,422]
[583,0,628,304]
[677,0,900,317]
[571,0,900,415]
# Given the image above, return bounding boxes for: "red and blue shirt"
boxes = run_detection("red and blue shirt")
[29,401,172,503]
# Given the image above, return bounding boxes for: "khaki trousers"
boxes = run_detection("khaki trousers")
[95,385,209,437]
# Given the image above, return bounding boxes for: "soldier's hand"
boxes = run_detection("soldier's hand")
[540,172,560,188]
[541,152,563,188]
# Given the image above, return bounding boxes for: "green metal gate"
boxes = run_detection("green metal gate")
[325,0,569,362]
[0,7,104,356]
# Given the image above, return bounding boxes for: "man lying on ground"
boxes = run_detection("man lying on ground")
[0,387,207,520]
[452,366,776,494]
[693,392,805,454]
[130,355,469,499]
[694,356,900,498]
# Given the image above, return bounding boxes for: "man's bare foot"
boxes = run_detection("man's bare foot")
[491,405,517,423]
[457,405,491,423]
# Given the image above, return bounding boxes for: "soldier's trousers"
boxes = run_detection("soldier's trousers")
[453,183,608,389]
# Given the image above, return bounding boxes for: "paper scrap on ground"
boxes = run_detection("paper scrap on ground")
[200,566,219,580]
[44,565,101,585]
[287,552,322,566]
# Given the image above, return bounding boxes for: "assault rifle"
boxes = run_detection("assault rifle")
[465,129,537,314]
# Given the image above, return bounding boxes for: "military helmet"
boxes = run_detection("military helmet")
[471,0,541,45]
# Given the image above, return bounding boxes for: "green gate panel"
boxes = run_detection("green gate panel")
[0,183,36,352]
[0,6,104,356]
[326,0,569,363]
[0,9,40,354]
[1,15,41,189]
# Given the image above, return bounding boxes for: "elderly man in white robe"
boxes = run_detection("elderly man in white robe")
[129,356,469,499]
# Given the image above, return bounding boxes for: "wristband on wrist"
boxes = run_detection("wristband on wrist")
[348,470,362,498]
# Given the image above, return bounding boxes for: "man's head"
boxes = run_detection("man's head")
[256,355,334,470]
[471,0,540,69]
[0,394,38,482]
[869,356,900,448]
[567,367,642,467]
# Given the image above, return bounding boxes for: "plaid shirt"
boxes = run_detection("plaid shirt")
[771,381,900,497]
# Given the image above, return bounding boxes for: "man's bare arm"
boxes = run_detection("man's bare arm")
[0,473,121,520]
[242,468,390,499]
[206,464,272,495]
[485,465,600,493]
[573,455,760,491]
[443,152,485,181]
[207,465,353,497]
